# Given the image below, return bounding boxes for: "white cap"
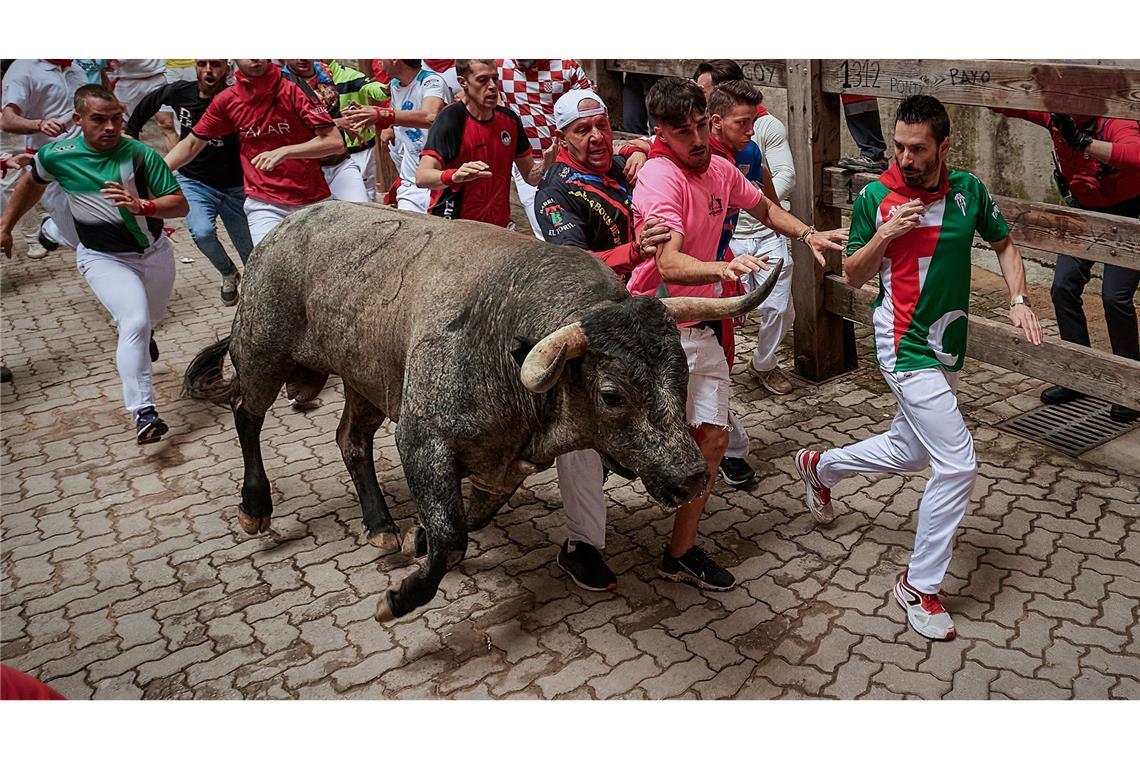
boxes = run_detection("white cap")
[553,88,608,131]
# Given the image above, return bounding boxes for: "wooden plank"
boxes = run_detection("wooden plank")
[607,59,788,90]
[786,60,855,381]
[824,275,1140,409]
[581,60,624,131]
[821,59,1140,120]
[821,167,1140,271]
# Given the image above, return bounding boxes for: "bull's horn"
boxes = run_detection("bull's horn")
[519,322,589,393]
[660,258,784,323]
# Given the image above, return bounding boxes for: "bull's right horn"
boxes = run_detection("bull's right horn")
[660,259,783,323]
[519,322,589,394]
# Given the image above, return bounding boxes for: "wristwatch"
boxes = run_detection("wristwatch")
[1010,294,1030,308]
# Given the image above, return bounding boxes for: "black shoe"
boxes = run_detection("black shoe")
[36,218,60,252]
[1110,404,1140,424]
[149,331,159,362]
[557,540,617,592]
[1041,385,1084,405]
[718,456,755,489]
[136,406,168,444]
[1,365,11,383]
[658,544,735,591]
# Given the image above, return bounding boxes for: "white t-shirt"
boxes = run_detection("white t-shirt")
[1,59,85,151]
[734,112,796,240]
[111,59,166,79]
[388,68,449,161]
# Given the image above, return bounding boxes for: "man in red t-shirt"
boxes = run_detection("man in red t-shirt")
[415,59,555,229]
[164,59,343,246]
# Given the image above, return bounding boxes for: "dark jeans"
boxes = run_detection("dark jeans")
[843,98,886,160]
[175,172,254,278]
[621,73,658,134]
[1050,197,1140,364]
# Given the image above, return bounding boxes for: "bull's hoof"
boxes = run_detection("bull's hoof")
[400,525,427,558]
[367,530,400,554]
[237,510,271,535]
[374,591,397,623]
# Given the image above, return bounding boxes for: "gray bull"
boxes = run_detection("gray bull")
[184,202,782,621]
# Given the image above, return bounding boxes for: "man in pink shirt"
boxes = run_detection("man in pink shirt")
[630,77,847,591]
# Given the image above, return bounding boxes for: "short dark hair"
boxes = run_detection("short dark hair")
[456,59,495,78]
[693,59,744,86]
[707,79,761,116]
[895,95,950,143]
[401,59,422,69]
[646,77,707,129]
[74,84,119,114]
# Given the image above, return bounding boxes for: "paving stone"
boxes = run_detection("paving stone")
[534,653,609,698]
[871,663,951,699]
[990,670,1070,699]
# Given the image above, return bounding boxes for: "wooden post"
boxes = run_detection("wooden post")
[581,60,624,131]
[785,59,855,381]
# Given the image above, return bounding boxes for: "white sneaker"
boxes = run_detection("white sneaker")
[893,572,955,641]
[794,448,835,524]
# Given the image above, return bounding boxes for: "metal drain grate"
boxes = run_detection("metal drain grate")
[997,397,1140,457]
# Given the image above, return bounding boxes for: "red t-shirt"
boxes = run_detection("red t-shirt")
[422,103,529,227]
[193,67,334,207]
[0,666,65,700]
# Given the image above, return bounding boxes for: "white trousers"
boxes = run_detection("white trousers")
[511,163,543,239]
[322,158,369,202]
[680,326,730,428]
[817,367,976,594]
[395,144,430,213]
[244,197,307,247]
[348,148,377,202]
[76,236,176,419]
[733,234,794,372]
[725,411,750,459]
[556,449,607,548]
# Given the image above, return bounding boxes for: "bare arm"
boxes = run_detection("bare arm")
[745,194,848,266]
[1,104,67,138]
[990,235,1042,345]
[514,141,559,187]
[100,182,189,219]
[249,126,343,171]
[656,230,767,285]
[165,133,209,172]
[415,153,492,190]
[344,97,445,132]
[0,172,48,256]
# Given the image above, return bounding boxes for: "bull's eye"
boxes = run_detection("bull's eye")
[600,390,625,408]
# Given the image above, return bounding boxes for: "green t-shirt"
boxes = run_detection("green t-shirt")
[847,168,1010,373]
[33,135,181,253]
[327,60,389,149]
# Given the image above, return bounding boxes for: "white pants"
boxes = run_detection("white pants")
[165,67,196,84]
[556,449,607,548]
[348,148,377,202]
[41,180,80,249]
[725,411,750,459]
[322,158,369,202]
[395,144,430,213]
[244,197,307,247]
[113,74,169,119]
[76,237,176,419]
[733,234,794,372]
[817,367,976,594]
[680,326,731,428]
[511,163,543,239]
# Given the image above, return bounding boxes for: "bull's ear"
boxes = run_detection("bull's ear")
[510,337,537,367]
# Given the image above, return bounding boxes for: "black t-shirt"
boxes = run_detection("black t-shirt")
[126,81,243,190]
[421,103,529,228]
[535,155,633,251]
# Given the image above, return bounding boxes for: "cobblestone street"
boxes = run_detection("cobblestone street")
[2,216,1138,700]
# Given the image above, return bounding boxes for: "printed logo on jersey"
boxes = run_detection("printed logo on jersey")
[708,196,724,216]
[544,204,564,226]
[500,130,512,146]
[953,192,967,216]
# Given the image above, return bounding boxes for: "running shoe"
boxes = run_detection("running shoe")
[557,540,617,592]
[794,448,835,524]
[658,544,735,591]
[893,572,955,641]
[221,271,240,307]
[136,407,168,445]
[718,456,755,489]
[838,155,888,173]
[34,216,59,255]
[753,365,794,395]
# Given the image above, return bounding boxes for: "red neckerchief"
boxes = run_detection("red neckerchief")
[708,135,734,162]
[556,146,624,191]
[235,63,283,109]
[755,104,769,118]
[880,160,951,205]
[424,59,454,72]
[648,135,711,177]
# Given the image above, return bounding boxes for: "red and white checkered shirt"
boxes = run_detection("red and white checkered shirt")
[496,59,592,155]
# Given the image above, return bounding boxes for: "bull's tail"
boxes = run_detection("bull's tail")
[182,336,238,406]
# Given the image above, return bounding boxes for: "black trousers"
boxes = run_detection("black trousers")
[1050,197,1140,362]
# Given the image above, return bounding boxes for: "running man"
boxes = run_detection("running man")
[795,95,1042,641]
[2,85,189,443]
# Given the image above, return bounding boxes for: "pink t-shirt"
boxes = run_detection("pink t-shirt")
[628,154,762,307]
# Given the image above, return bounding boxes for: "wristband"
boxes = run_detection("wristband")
[373,107,396,130]
[139,198,157,217]
[439,169,458,188]
[618,143,647,160]
[797,226,817,244]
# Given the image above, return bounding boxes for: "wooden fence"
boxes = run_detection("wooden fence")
[582,59,1140,410]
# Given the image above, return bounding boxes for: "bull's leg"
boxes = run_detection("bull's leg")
[376,436,466,622]
[400,486,514,558]
[336,384,399,553]
[233,401,273,535]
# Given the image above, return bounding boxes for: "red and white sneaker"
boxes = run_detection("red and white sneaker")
[893,572,955,641]
[794,448,835,524]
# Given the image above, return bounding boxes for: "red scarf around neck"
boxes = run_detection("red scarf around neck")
[235,63,283,107]
[648,135,711,177]
[556,146,624,191]
[880,161,951,205]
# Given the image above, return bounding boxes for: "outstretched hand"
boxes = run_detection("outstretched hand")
[1009,303,1043,346]
[805,228,849,267]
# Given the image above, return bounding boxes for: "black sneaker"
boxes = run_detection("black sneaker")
[718,456,755,489]
[1041,385,1084,405]
[221,271,240,307]
[149,331,159,362]
[557,540,617,592]
[136,406,168,444]
[36,217,60,252]
[1,365,11,383]
[1110,404,1140,424]
[658,544,735,591]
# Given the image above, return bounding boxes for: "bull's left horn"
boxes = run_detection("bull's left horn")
[660,258,784,324]
[519,322,589,393]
